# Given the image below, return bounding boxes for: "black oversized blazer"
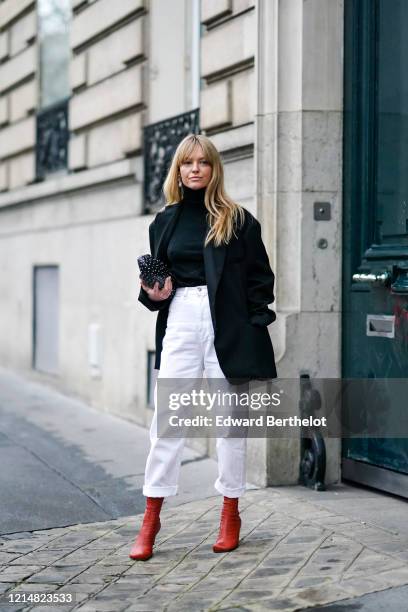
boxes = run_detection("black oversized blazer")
[138,202,278,384]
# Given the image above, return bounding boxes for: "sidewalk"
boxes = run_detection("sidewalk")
[0,369,408,611]
[1,485,408,611]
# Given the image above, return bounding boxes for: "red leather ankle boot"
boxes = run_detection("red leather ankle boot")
[129,496,164,560]
[213,496,241,553]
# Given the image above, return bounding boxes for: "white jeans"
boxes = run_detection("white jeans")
[143,285,247,498]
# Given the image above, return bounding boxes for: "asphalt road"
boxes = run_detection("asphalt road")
[0,368,220,535]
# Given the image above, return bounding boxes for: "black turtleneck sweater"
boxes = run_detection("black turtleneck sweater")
[167,185,209,287]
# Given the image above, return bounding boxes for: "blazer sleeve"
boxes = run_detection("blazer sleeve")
[244,217,277,326]
[138,219,173,312]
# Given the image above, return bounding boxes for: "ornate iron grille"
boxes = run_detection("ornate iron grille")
[143,108,200,212]
[36,97,70,181]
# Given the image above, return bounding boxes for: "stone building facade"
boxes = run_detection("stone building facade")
[0,0,344,488]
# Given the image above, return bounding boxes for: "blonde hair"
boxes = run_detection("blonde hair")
[162,134,245,247]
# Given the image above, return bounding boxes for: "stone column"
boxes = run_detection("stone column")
[249,0,344,487]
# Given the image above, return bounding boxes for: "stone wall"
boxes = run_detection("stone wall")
[0,0,345,488]
[0,0,256,424]
[0,0,37,190]
[69,0,146,171]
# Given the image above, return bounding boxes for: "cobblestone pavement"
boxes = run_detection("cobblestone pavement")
[1,488,408,611]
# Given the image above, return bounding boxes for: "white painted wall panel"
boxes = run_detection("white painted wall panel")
[87,18,143,85]
[201,10,255,77]
[0,117,35,158]
[0,0,34,29]
[71,0,144,49]
[0,45,36,93]
[70,65,143,130]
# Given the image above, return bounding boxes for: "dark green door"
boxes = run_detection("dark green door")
[342,0,408,496]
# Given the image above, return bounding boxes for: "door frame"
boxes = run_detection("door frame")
[342,0,408,497]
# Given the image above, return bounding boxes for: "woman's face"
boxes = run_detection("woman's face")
[179,145,212,190]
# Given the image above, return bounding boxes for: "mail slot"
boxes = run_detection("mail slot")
[366,314,395,338]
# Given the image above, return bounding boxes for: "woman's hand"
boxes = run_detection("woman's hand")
[140,275,173,301]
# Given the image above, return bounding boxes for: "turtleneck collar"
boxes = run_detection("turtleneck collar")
[181,184,207,206]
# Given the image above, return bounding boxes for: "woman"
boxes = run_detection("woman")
[130,134,277,561]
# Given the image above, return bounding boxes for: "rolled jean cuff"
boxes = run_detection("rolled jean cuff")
[143,484,178,497]
[214,480,246,498]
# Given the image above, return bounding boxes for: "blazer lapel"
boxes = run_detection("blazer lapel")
[153,202,227,330]
[203,240,226,328]
[154,203,183,261]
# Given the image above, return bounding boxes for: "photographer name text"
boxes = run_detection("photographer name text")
[167,415,327,428]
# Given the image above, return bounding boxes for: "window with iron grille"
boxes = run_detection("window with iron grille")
[36,0,71,180]
[143,108,200,213]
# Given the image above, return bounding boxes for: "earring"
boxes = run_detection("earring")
[178,177,182,188]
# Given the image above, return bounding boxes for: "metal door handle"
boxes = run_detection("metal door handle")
[352,272,390,284]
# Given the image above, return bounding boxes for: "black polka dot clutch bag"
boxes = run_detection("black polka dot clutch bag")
[137,254,176,298]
